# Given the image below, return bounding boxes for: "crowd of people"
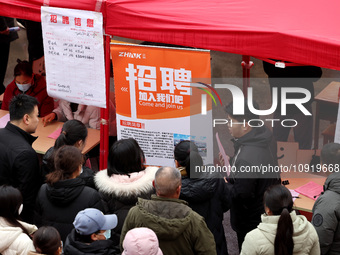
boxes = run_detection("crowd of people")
[1,14,337,255]
[0,93,339,255]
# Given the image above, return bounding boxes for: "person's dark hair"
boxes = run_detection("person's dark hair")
[46,146,84,185]
[9,94,39,121]
[54,120,88,149]
[14,60,33,77]
[33,226,61,255]
[46,120,88,172]
[0,185,30,235]
[225,100,260,122]
[75,230,101,243]
[321,143,340,167]
[174,140,203,178]
[264,185,294,255]
[107,138,145,176]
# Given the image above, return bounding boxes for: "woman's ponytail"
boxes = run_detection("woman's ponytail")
[54,131,68,149]
[264,185,294,255]
[46,169,64,185]
[274,208,294,255]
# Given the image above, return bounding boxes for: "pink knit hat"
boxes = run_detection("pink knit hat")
[122,228,163,255]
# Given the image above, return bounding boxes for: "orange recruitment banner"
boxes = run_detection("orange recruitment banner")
[111,44,212,166]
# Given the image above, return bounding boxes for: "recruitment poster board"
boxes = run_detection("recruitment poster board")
[41,6,106,108]
[111,44,213,166]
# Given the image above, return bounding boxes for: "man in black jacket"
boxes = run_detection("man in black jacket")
[0,94,40,223]
[225,101,281,251]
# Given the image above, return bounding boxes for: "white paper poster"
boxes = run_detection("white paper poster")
[41,6,106,108]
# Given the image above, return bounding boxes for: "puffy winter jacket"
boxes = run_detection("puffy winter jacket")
[34,178,104,242]
[0,217,37,255]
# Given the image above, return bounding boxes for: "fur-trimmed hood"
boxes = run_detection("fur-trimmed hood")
[94,167,158,198]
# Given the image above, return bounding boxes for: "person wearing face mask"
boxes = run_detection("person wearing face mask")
[1,59,54,117]
[0,185,38,255]
[64,208,119,255]
[34,146,105,243]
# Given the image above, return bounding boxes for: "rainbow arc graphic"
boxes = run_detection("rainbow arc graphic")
[193,82,223,115]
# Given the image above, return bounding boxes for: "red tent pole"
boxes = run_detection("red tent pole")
[241,55,254,97]
[99,35,111,170]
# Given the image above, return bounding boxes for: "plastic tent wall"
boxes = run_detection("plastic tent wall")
[1,0,340,70]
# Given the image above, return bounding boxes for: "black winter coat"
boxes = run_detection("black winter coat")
[34,178,104,242]
[180,176,229,255]
[64,229,119,255]
[227,126,281,234]
[0,122,40,223]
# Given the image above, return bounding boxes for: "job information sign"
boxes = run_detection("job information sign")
[41,6,106,108]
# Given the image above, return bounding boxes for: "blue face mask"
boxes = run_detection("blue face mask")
[103,229,111,240]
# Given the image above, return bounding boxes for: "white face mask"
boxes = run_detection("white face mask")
[16,83,32,92]
[18,204,23,215]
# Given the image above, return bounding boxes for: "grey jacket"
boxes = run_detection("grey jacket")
[312,172,340,255]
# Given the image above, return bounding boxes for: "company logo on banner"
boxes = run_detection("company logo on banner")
[111,44,213,166]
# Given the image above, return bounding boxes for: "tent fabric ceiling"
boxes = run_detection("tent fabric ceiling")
[0,0,339,70]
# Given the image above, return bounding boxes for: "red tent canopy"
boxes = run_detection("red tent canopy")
[0,0,339,70]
